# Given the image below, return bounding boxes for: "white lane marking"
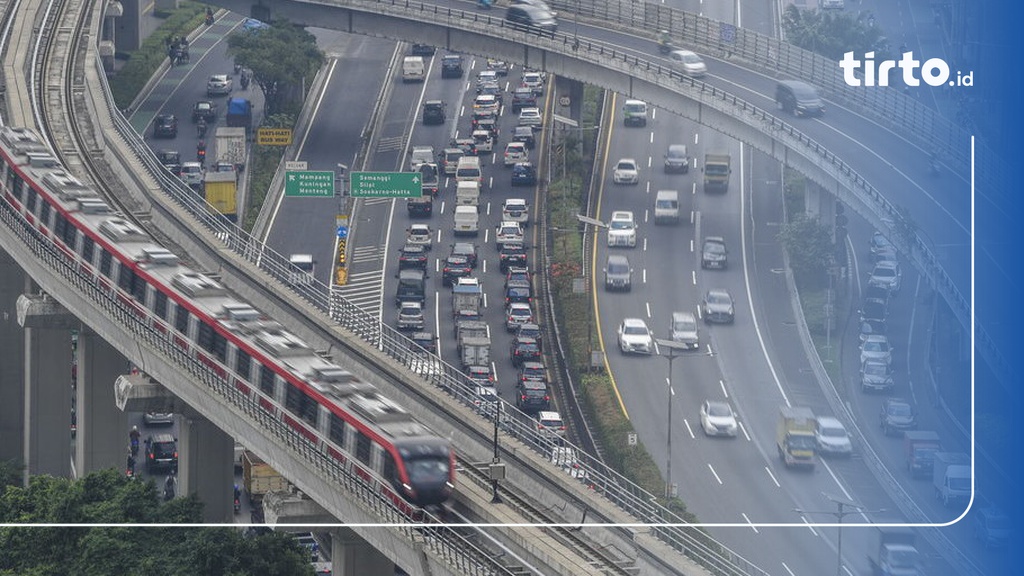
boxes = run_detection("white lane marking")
[645,301,652,318]
[690,239,694,252]
[706,343,714,356]
[643,237,648,251]
[764,466,780,488]
[800,515,819,537]
[642,268,647,283]
[694,132,699,145]
[649,132,654,145]
[433,293,442,352]
[741,513,758,533]
[719,379,728,397]
[781,561,796,576]
[692,270,697,285]
[683,419,695,439]
[708,463,723,485]
[739,421,751,442]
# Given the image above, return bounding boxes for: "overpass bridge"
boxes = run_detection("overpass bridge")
[0,0,987,574]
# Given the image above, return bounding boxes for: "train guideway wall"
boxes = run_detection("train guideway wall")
[0,254,27,464]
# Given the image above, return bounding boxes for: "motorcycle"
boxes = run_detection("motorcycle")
[477,0,493,8]
[197,141,207,165]
[164,475,176,501]
[129,436,139,458]
[233,485,242,514]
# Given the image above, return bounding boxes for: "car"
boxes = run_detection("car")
[420,163,439,196]
[518,361,547,383]
[472,385,501,418]
[670,311,699,349]
[511,162,538,186]
[701,236,728,269]
[453,138,478,157]
[472,116,500,140]
[860,334,893,366]
[973,505,1010,548]
[398,243,429,270]
[617,318,653,354]
[520,71,546,95]
[476,70,499,90]
[502,198,530,226]
[869,260,902,292]
[191,100,217,122]
[152,114,178,138]
[405,224,433,251]
[879,397,917,436]
[451,242,479,268]
[409,331,437,354]
[815,416,852,456]
[145,433,178,472]
[702,289,735,323]
[156,149,182,176]
[506,302,534,332]
[486,59,510,76]
[511,125,536,149]
[409,146,435,171]
[860,294,888,324]
[859,318,887,343]
[143,412,174,426]
[511,87,537,112]
[499,242,528,271]
[467,365,496,386]
[406,196,432,217]
[422,100,446,125]
[775,80,825,117]
[473,94,501,114]
[440,54,464,78]
[612,158,640,184]
[872,245,899,264]
[510,336,542,366]
[860,359,895,392]
[607,211,637,248]
[668,49,707,77]
[603,254,633,291]
[518,107,543,128]
[699,400,738,437]
[495,221,524,248]
[410,43,436,56]
[179,162,203,187]
[864,283,891,308]
[663,144,690,173]
[471,130,495,154]
[516,322,543,350]
[515,379,550,413]
[504,142,529,166]
[869,231,894,257]
[397,302,425,331]
[478,82,504,104]
[505,267,532,289]
[505,284,532,305]
[206,74,232,96]
[550,446,589,482]
[536,410,566,439]
[441,255,473,287]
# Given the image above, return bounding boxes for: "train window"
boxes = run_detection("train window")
[26,187,37,213]
[299,393,317,426]
[329,414,346,446]
[197,322,215,353]
[117,265,133,293]
[39,201,51,228]
[99,250,112,277]
[259,365,275,396]
[234,348,251,380]
[383,452,397,481]
[355,431,371,464]
[130,271,146,302]
[174,305,189,333]
[55,213,68,244]
[285,382,302,414]
[6,167,19,197]
[81,235,94,265]
[153,291,168,320]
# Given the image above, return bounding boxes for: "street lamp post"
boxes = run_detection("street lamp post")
[796,494,882,576]
[490,401,502,503]
[655,338,689,499]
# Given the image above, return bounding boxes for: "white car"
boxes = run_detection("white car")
[409,146,435,171]
[617,317,652,354]
[206,74,232,96]
[179,162,203,187]
[405,224,433,250]
[860,334,893,366]
[504,142,529,166]
[495,221,524,247]
[607,210,637,248]
[506,302,533,331]
[668,49,707,77]
[815,416,852,456]
[476,70,498,88]
[502,198,529,226]
[612,158,640,184]
[536,410,566,439]
[521,71,544,94]
[699,400,738,437]
[869,260,902,292]
[473,94,501,114]
[518,107,543,128]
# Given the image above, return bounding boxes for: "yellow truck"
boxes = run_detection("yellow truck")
[242,450,290,505]
[776,406,816,468]
[202,171,237,222]
[702,153,731,193]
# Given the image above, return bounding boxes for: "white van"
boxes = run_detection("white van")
[402,56,425,83]
[456,181,480,206]
[455,156,482,185]
[654,190,680,224]
[622,99,648,127]
[453,205,480,236]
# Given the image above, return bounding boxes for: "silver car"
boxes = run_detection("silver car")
[617,318,653,354]
[869,260,902,292]
[670,311,699,349]
[860,335,893,366]
[206,74,232,96]
[702,289,735,323]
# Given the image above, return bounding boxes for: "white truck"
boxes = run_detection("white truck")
[932,452,970,507]
[452,278,484,322]
[288,254,314,286]
[456,320,490,369]
[215,127,247,172]
[868,527,921,576]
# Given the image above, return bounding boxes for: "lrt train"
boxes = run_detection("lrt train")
[0,126,454,507]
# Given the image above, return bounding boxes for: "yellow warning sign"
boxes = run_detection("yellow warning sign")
[257,128,293,146]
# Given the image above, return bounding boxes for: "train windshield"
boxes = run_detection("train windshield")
[406,457,449,484]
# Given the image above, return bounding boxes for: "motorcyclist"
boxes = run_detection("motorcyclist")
[129,426,141,457]
[197,117,207,138]
[233,484,241,512]
[126,451,136,477]
[658,30,672,50]
[164,473,176,501]
[205,7,214,25]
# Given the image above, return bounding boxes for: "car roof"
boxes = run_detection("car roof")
[667,144,687,154]
[610,210,634,219]
[617,157,637,164]
[816,416,845,428]
[863,334,888,343]
[509,302,531,310]
[705,400,731,411]
[622,317,647,327]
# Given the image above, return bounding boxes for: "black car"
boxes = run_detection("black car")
[701,236,728,269]
[880,398,917,436]
[512,126,536,149]
[152,114,178,138]
[499,242,528,271]
[440,54,464,78]
[505,285,532,305]
[663,144,690,173]
[472,116,500,140]
[518,361,547,383]
[191,100,217,123]
[775,80,825,117]
[510,336,542,366]
[860,297,888,324]
[516,322,543,350]
[505,267,531,289]
[422,100,446,125]
[145,433,178,473]
[419,162,439,197]
[515,379,551,413]
[466,364,496,386]
[510,87,537,113]
[451,242,479,268]
[442,255,473,286]
[156,149,182,176]
[409,331,437,354]
[511,162,537,186]
[410,43,436,56]
[505,4,558,33]
[398,243,429,270]
[407,196,433,217]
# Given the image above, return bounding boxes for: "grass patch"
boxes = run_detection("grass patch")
[243,144,286,230]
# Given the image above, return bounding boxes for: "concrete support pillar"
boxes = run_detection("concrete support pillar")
[178,414,234,522]
[114,0,143,53]
[331,528,395,576]
[22,325,73,481]
[75,328,129,476]
[0,252,26,464]
[803,182,822,219]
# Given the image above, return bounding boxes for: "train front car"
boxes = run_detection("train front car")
[393,437,455,506]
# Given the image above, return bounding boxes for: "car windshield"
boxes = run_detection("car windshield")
[706,165,728,175]
[874,267,896,278]
[865,341,889,353]
[888,403,912,416]
[406,457,449,483]
[608,263,629,273]
[616,161,635,170]
[624,103,645,113]
[704,242,725,254]
[707,403,731,417]
[820,426,846,438]
[656,199,678,209]
[679,53,701,64]
[623,325,648,336]
[610,220,633,230]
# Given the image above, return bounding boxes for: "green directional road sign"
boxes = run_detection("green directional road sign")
[350,171,422,198]
[285,170,335,197]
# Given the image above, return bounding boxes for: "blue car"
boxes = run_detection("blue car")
[511,162,537,186]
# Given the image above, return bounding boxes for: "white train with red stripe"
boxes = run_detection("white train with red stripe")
[0,126,454,507]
